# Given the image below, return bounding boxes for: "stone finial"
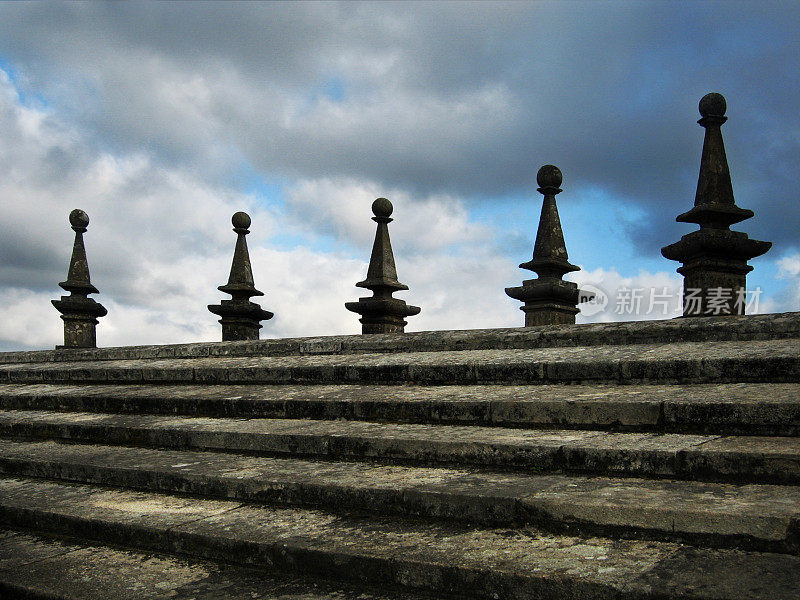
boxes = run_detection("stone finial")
[51,209,107,348]
[345,198,420,334]
[505,165,594,326]
[208,211,273,340]
[661,93,771,316]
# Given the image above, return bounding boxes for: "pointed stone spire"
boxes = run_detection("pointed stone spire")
[345,198,420,334]
[51,209,107,348]
[661,93,771,316]
[506,165,594,326]
[208,211,273,341]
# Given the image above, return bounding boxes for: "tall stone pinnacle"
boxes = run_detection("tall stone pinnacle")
[661,93,771,316]
[506,165,594,326]
[345,198,420,334]
[208,211,273,341]
[51,209,107,348]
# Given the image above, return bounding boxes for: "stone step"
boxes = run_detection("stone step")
[3,312,798,365]
[1,382,798,435]
[0,339,799,385]
[0,439,797,553]
[0,529,442,600]
[1,477,798,600]
[1,410,798,483]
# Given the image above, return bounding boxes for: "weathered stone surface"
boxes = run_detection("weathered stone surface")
[0,410,797,483]
[3,312,800,364]
[0,311,798,598]
[627,546,800,600]
[0,530,76,571]
[0,530,434,600]
[1,382,799,434]
[1,338,798,386]
[0,440,797,552]
[1,477,798,600]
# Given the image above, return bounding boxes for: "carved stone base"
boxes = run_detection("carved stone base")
[678,264,750,316]
[57,316,100,348]
[208,299,273,341]
[521,303,580,327]
[506,279,592,327]
[360,319,407,335]
[52,296,107,349]
[345,297,420,334]
[662,229,770,317]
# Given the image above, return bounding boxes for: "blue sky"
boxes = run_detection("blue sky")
[0,1,798,350]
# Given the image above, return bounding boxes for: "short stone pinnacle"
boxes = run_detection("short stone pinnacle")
[506,165,594,326]
[345,198,420,334]
[51,209,107,348]
[208,211,273,341]
[661,93,771,316]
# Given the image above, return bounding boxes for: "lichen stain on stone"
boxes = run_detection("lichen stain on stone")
[91,498,203,515]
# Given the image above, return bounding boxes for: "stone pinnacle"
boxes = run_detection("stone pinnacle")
[661,93,771,316]
[345,198,420,334]
[506,165,594,326]
[51,209,107,348]
[208,211,273,340]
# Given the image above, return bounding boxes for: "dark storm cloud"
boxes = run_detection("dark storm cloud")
[1,1,798,258]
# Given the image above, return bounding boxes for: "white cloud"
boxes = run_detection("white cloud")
[0,288,62,350]
[0,67,270,349]
[284,177,493,254]
[0,1,797,351]
[571,267,683,322]
[0,63,516,350]
[402,251,520,331]
[773,253,800,313]
[778,254,800,279]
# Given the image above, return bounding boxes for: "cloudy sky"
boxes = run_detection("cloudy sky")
[0,1,798,350]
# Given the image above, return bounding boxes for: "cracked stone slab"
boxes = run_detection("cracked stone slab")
[625,546,800,599]
[0,530,77,570]
[0,440,797,552]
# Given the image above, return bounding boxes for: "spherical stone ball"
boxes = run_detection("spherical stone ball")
[537,165,562,189]
[232,211,251,229]
[372,197,393,218]
[69,209,90,229]
[699,93,726,118]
